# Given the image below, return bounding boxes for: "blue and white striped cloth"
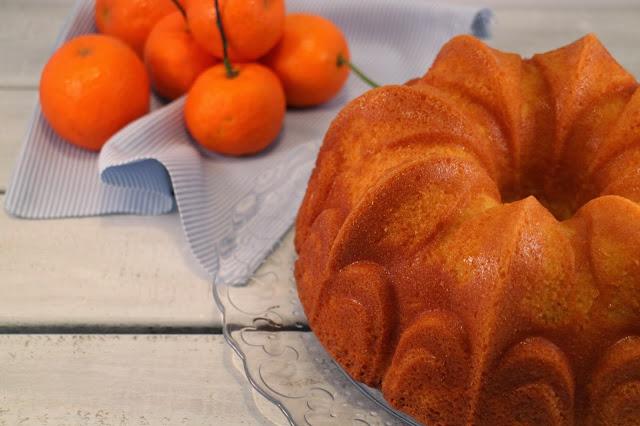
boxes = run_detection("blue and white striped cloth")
[5,0,491,284]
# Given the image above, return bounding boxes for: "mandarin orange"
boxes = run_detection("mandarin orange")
[95,0,179,55]
[184,63,285,156]
[39,34,150,151]
[144,11,216,100]
[186,0,285,62]
[263,13,353,107]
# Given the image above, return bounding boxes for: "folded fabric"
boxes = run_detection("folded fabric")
[5,0,491,284]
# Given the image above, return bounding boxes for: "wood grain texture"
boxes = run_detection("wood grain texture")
[1,0,639,329]
[0,2,639,425]
[0,197,222,329]
[0,334,285,425]
[2,0,639,87]
[0,0,73,88]
[2,1,639,190]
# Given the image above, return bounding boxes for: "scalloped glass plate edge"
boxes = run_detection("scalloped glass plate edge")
[212,228,421,426]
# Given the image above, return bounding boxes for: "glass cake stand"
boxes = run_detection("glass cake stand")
[212,229,422,426]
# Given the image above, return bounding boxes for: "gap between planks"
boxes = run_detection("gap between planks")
[0,324,310,335]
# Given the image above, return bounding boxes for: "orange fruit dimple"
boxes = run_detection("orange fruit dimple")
[263,13,351,107]
[144,12,216,100]
[40,34,150,151]
[184,63,286,156]
[95,0,179,56]
[186,0,285,62]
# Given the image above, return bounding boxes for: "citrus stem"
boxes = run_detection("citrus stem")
[214,0,238,78]
[170,0,187,19]
[337,54,379,88]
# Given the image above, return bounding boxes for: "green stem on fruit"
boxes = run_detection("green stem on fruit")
[337,53,379,88]
[170,0,187,19]
[214,0,238,78]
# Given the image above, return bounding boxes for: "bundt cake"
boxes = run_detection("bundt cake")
[294,34,640,426]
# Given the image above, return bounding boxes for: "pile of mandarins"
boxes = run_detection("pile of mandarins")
[39,0,372,155]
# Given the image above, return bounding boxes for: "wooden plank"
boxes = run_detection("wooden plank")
[2,0,639,88]
[0,89,36,189]
[0,0,74,88]
[2,3,639,191]
[0,197,223,329]
[0,334,287,425]
[1,3,639,329]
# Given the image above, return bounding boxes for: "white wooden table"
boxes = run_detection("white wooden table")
[1,0,639,424]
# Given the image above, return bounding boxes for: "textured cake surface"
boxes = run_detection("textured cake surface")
[294,34,640,426]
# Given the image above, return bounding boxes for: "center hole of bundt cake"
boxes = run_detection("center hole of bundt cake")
[501,180,582,222]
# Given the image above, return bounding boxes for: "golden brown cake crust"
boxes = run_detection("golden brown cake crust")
[295,34,640,426]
